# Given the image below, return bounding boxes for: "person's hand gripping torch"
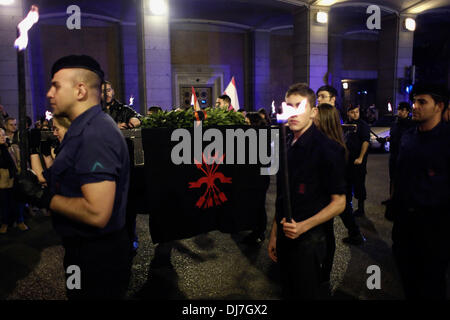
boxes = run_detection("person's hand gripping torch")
[14,5,39,174]
[275,99,307,222]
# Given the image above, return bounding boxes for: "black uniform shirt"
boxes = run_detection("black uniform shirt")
[275,124,346,224]
[103,99,142,125]
[389,117,415,161]
[345,118,370,161]
[394,121,450,210]
[44,105,130,237]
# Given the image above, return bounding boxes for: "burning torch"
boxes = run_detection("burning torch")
[14,5,39,173]
[275,99,307,222]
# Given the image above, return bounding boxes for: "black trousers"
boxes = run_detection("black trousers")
[392,210,449,300]
[321,219,335,283]
[253,176,270,237]
[346,162,367,201]
[277,226,327,299]
[62,228,132,300]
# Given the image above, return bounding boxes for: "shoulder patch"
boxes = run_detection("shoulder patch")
[91,161,105,172]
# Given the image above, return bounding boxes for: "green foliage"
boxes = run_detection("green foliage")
[141,108,247,128]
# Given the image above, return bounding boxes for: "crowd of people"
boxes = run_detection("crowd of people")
[1,54,449,300]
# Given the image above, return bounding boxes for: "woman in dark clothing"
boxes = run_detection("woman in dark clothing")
[0,128,23,234]
[313,103,364,292]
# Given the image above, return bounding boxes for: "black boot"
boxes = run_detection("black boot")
[343,232,366,245]
[354,200,365,217]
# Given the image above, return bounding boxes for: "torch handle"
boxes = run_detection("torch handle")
[17,49,28,174]
[279,123,292,222]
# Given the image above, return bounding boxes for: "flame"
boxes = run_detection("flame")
[14,5,39,51]
[276,99,307,123]
[45,110,53,121]
[388,102,392,112]
[129,95,134,106]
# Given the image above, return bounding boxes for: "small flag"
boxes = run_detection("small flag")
[191,86,200,111]
[224,77,240,111]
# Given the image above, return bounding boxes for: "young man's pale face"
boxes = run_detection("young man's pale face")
[5,119,17,134]
[317,90,335,106]
[412,94,442,123]
[347,107,360,121]
[397,108,409,119]
[285,94,315,135]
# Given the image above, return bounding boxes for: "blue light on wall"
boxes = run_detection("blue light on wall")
[405,84,413,94]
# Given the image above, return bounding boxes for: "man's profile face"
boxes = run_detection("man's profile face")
[347,107,360,121]
[412,94,442,122]
[215,98,228,108]
[47,69,79,117]
[0,128,6,145]
[5,119,17,133]
[101,84,114,103]
[285,94,314,134]
[317,91,335,106]
[397,108,409,119]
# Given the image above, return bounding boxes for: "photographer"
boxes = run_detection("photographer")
[29,115,71,184]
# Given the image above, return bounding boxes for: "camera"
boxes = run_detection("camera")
[29,128,59,156]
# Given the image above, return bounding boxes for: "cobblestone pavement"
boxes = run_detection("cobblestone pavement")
[3,153,446,300]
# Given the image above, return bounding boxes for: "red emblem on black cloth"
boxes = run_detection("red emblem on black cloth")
[188,153,232,209]
[298,183,305,194]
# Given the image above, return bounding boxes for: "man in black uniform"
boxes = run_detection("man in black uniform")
[101,80,144,254]
[267,83,346,299]
[101,80,142,129]
[344,105,370,217]
[16,55,132,299]
[382,102,415,220]
[392,83,450,300]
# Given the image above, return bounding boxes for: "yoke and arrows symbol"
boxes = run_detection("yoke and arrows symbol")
[188,153,232,209]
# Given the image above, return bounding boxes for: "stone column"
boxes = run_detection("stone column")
[140,0,172,110]
[0,0,33,120]
[395,14,416,108]
[328,34,344,108]
[292,6,329,92]
[253,30,271,111]
[121,23,141,113]
[376,14,398,114]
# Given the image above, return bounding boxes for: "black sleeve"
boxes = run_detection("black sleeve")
[123,105,143,123]
[360,121,370,143]
[274,172,283,222]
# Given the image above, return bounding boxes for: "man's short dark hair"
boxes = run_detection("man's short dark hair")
[148,106,162,113]
[398,102,411,111]
[51,55,104,82]
[5,117,15,123]
[285,83,316,108]
[316,85,338,98]
[410,83,449,112]
[218,95,231,105]
[347,105,359,112]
